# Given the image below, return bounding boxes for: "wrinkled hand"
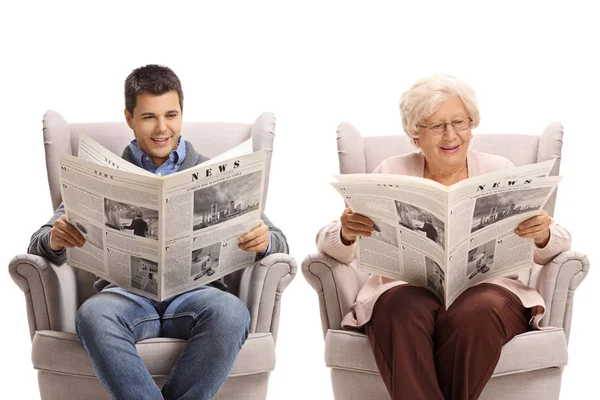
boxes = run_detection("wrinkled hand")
[238,219,269,253]
[49,215,85,251]
[340,207,374,245]
[514,210,551,248]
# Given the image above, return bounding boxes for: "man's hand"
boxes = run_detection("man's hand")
[49,215,85,251]
[340,207,374,245]
[514,210,552,248]
[238,219,269,253]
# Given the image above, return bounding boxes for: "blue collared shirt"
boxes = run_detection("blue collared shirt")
[128,137,186,176]
[128,137,271,253]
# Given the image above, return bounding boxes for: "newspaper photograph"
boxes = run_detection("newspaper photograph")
[190,242,221,281]
[425,256,445,301]
[59,138,266,301]
[192,171,261,231]
[470,187,552,233]
[130,256,159,295]
[104,198,159,239]
[332,157,561,307]
[395,200,445,249]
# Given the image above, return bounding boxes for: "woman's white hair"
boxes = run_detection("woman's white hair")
[399,74,480,139]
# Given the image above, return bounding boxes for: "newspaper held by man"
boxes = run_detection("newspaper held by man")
[59,137,266,301]
[331,158,561,307]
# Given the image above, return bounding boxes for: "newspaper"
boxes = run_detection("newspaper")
[331,158,561,307]
[59,134,266,301]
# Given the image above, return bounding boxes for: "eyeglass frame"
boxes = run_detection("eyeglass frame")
[417,117,473,135]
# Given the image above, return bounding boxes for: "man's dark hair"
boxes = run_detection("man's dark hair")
[124,65,183,114]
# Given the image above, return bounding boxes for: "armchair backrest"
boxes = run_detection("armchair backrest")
[336,121,564,216]
[41,110,276,304]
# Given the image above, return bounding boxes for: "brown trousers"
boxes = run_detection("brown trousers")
[365,283,530,400]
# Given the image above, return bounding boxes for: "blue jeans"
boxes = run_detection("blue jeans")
[75,285,250,400]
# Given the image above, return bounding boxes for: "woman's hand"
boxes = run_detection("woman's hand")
[340,207,374,245]
[514,210,552,248]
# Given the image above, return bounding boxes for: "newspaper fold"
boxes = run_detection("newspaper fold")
[331,158,561,307]
[59,134,265,301]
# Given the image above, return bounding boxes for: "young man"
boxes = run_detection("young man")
[28,65,289,400]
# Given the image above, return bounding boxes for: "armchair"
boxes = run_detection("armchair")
[9,110,297,400]
[302,122,589,400]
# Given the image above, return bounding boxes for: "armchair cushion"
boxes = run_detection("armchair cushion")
[32,331,276,379]
[324,327,567,378]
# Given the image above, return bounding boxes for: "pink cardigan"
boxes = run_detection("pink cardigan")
[316,149,571,330]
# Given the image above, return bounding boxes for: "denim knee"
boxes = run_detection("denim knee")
[75,296,108,339]
[192,293,251,343]
[215,294,251,336]
[75,293,133,338]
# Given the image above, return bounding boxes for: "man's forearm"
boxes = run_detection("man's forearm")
[258,214,289,257]
[28,203,67,265]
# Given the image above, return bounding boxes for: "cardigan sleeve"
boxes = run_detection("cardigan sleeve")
[533,222,571,265]
[316,220,358,264]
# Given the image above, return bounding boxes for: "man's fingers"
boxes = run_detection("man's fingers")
[239,221,268,244]
[239,234,266,248]
[238,231,268,251]
[65,225,86,245]
[53,230,83,248]
[56,219,85,245]
[241,242,269,253]
[239,238,268,252]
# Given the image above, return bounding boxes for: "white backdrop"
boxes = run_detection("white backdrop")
[1,1,598,399]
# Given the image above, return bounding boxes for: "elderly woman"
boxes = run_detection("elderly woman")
[316,75,571,400]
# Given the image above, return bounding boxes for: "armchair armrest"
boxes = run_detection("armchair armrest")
[534,251,590,342]
[8,254,78,339]
[237,253,297,343]
[301,253,368,337]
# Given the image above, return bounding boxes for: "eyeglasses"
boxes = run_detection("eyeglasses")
[417,117,473,135]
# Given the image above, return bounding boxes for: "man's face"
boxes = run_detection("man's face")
[125,91,182,166]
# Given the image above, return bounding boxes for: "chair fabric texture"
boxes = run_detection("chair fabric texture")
[9,110,297,400]
[303,121,589,400]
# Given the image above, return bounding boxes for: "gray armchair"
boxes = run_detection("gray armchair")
[302,122,589,400]
[9,110,297,400]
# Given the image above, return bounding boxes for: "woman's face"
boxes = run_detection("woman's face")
[415,95,472,172]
